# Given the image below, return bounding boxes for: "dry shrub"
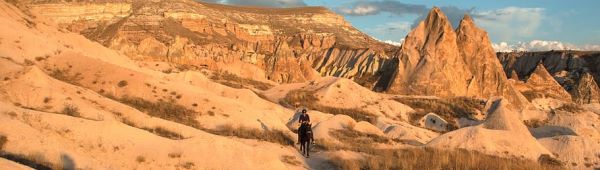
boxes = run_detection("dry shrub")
[210,70,273,90]
[394,97,485,130]
[106,95,199,128]
[0,152,53,170]
[61,104,80,117]
[319,127,391,153]
[117,80,128,87]
[205,124,294,146]
[48,68,83,85]
[0,135,6,150]
[328,148,563,170]
[281,155,302,166]
[180,162,195,169]
[556,103,584,113]
[141,127,184,140]
[280,90,376,123]
[136,156,145,163]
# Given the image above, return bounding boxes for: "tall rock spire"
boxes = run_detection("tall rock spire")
[456,14,530,107]
[380,8,530,108]
[387,7,472,97]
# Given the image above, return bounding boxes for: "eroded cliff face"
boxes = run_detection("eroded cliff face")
[376,8,528,107]
[497,51,600,104]
[25,0,396,83]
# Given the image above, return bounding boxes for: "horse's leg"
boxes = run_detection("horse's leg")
[306,140,310,157]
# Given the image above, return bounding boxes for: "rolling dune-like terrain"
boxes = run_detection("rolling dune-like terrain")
[1,0,599,169]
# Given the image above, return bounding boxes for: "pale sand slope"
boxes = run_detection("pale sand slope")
[0,0,295,134]
[531,104,600,168]
[0,1,309,169]
[426,98,552,160]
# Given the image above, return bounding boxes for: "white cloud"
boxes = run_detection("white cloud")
[492,40,600,52]
[365,21,411,44]
[474,7,545,42]
[339,5,379,15]
[382,39,404,46]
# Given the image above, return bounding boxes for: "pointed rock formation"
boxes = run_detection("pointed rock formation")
[381,8,529,108]
[455,14,530,108]
[387,7,472,97]
[524,63,572,101]
[570,72,600,104]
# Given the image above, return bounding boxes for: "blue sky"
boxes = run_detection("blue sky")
[204,0,600,50]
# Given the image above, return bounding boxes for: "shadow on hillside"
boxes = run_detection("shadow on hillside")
[0,152,76,170]
[529,125,578,139]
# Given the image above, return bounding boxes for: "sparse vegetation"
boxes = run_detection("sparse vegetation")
[322,126,391,153]
[328,148,563,170]
[117,80,128,87]
[61,104,80,117]
[105,95,199,128]
[204,124,294,146]
[180,162,195,169]
[210,70,273,90]
[141,127,184,140]
[48,68,83,85]
[0,135,7,150]
[0,153,53,170]
[280,90,376,122]
[168,152,182,158]
[23,59,34,66]
[556,103,584,113]
[43,97,52,103]
[394,97,485,131]
[281,155,301,166]
[136,156,146,163]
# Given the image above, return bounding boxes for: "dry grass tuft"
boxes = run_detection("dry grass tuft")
[205,124,294,146]
[117,80,128,87]
[394,97,485,130]
[280,90,376,123]
[48,68,83,86]
[0,152,53,170]
[141,127,184,140]
[0,135,6,150]
[281,155,302,166]
[61,104,80,117]
[210,70,273,90]
[105,95,200,128]
[328,148,563,170]
[317,126,391,153]
[136,156,145,163]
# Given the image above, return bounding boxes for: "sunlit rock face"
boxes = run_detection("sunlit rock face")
[497,51,600,104]
[27,0,397,84]
[376,8,528,108]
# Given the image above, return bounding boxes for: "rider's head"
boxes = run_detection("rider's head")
[302,109,307,114]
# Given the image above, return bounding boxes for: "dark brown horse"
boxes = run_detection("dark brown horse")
[298,123,314,157]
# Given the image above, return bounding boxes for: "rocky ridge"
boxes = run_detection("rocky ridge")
[22,0,396,84]
[498,51,600,104]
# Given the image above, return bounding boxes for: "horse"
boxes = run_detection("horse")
[298,123,314,157]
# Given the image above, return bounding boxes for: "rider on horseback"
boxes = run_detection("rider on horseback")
[299,108,310,124]
[297,108,314,157]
